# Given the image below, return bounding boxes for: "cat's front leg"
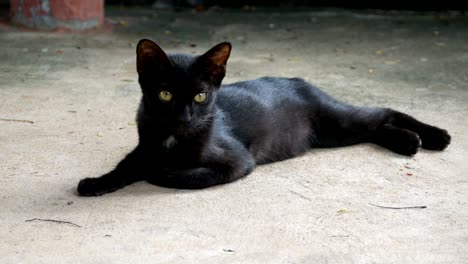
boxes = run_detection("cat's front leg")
[147,135,256,189]
[147,165,252,189]
[147,154,255,189]
[77,147,146,196]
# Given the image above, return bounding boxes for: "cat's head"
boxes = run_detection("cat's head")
[136,39,231,137]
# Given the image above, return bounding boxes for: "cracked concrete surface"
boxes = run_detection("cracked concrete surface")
[0,8,467,263]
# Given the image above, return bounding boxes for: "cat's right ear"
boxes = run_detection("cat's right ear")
[136,39,171,78]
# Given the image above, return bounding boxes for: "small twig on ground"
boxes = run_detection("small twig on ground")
[25,218,82,228]
[369,203,427,210]
[289,190,312,201]
[0,118,34,124]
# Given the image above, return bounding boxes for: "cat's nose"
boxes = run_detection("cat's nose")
[176,107,192,123]
[177,115,191,124]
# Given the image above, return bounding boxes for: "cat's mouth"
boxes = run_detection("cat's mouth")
[171,123,194,137]
[170,115,212,137]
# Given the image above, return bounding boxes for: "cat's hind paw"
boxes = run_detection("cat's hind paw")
[393,132,422,156]
[420,127,451,151]
[376,125,422,156]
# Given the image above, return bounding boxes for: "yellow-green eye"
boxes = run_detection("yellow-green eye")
[194,92,207,103]
[159,91,173,102]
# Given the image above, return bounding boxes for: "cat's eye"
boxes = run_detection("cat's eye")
[194,92,207,103]
[159,91,173,102]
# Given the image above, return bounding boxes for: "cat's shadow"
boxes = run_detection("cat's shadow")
[113,182,210,197]
[69,180,221,199]
[69,144,446,199]
[366,143,447,157]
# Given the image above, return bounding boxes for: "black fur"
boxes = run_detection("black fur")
[77,39,451,196]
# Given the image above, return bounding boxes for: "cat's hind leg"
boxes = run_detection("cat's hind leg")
[315,104,450,156]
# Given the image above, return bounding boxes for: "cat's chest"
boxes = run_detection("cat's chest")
[156,135,205,165]
[162,135,177,149]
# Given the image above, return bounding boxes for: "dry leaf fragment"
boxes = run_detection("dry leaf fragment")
[337,208,351,214]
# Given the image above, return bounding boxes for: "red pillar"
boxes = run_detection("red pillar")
[10,0,104,30]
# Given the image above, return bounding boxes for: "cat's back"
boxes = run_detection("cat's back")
[220,77,311,103]
[217,76,327,115]
[216,77,323,163]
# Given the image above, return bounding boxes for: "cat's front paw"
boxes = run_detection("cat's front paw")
[77,177,110,197]
[421,127,451,150]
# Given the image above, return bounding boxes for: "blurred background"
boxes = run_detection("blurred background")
[104,0,467,11]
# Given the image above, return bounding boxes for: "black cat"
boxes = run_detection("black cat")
[77,39,451,196]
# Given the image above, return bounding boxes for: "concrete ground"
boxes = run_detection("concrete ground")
[1,7,467,263]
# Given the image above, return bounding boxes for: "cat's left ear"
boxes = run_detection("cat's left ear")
[197,42,232,86]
